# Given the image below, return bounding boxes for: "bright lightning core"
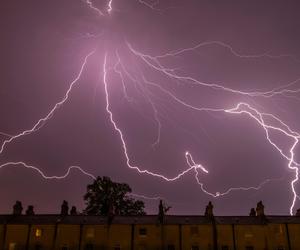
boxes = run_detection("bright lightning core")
[1,0,300,215]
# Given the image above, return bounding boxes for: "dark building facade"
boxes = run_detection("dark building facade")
[2,201,300,250]
[1,214,300,250]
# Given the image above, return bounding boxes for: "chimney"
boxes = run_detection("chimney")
[70,206,77,215]
[60,200,69,216]
[249,208,256,216]
[205,201,214,219]
[13,201,23,215]
[256,201,265,217]
[26,205,35,215]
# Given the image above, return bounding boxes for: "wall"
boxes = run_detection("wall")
[1,220,300,250]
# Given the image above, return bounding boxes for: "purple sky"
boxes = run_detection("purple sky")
[1,0,300,215]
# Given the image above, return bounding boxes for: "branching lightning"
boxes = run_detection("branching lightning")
[137,0,160,11]
[185,151,209,174]
[85,0,105,16]
[1,0,300,214]
[103,53,205,182]
[0,50,95,155]
[0,161,97,180]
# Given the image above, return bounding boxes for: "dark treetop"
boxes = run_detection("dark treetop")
[83,176,145,216]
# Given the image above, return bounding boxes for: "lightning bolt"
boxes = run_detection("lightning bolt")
[185,151,209,174]
[135,69,299,207]
[84,0,161,16]
[154,40,300,62]
[0,50,96,155]
[225,103,299,215]
[103,53,206,182]
[119,43,300,214]
[1,1,300,215]
[85,0,105,16]
[127,41,300,99]
[137,0,160,10]
[0,132,13,138]
[0,161,162,202]
[0,161,96,180]
[103,50,297,213]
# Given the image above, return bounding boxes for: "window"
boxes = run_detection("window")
[85,244,94,250]
[190,226,199,236]
[245,233,253,238]
[167,245,175,250]
[139,228,147,237]
[245,247,254,250]
[86,228,95,238]
[35,228,42,237]
[191,246,199,250]
[222,246,229,250]
[274,225,284,235]
[9,243,16,250]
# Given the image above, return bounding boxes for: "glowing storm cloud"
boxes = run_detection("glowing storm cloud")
[1,0,300,215]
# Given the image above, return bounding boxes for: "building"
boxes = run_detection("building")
[1,201,300,250]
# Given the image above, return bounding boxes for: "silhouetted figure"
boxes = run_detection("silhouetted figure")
[296,208,300,216]
[26,205,35,215]
[13,201,23,215]
[205,201,214,218]
[70,206,77,215]
[256,201,265,217]
[60,200,69,216]
[249,208,256,216]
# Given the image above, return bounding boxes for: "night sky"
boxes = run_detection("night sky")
[1,0,300,215]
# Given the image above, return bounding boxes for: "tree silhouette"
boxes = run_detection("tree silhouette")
[83,176,145,215]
